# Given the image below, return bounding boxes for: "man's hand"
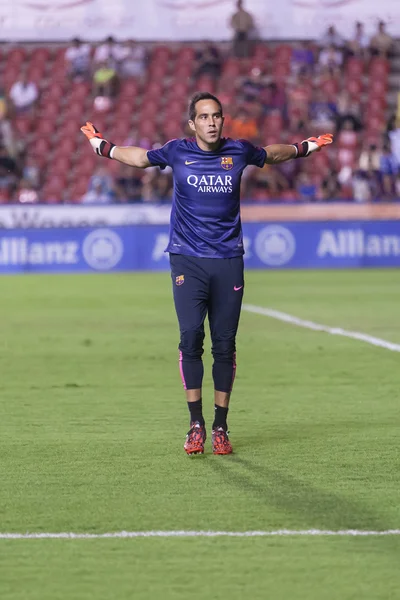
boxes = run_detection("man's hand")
[294,133,333,158]
[80,121,115,158]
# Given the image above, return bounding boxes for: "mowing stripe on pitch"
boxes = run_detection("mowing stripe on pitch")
[1,530,400,539]
[243,304,400,353]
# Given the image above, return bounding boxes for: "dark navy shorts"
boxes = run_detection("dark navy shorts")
[170,253,244,344]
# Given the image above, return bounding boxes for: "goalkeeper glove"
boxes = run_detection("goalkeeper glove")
[293,133,333,158]
[80,121,116,159]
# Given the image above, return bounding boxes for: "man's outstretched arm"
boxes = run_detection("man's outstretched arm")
[264,133,333,164]
[80,121,151,168]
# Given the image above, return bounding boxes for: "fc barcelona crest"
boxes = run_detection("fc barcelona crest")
[221,156,233,170]
[176,275,185,286]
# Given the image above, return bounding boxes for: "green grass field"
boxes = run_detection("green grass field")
[0,269,399,600]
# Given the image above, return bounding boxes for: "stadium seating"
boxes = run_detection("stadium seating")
[0,40,395,203]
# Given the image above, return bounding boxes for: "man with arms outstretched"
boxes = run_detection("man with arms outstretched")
[81,91,333,456]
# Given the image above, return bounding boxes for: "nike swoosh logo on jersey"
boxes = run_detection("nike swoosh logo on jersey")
[185,160,198,165]
[234,285,243,291]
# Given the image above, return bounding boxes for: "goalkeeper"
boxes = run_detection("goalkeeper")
[81,91,333,456]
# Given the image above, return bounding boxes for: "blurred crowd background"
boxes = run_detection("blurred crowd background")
[0,1,399,204]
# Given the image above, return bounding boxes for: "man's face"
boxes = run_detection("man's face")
[189,99,224,146]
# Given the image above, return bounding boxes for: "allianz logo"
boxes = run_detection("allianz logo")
[318,229,400,257]
[0,238,79,265]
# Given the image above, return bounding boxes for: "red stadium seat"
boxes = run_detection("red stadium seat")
[151,45,172,63]
[69,82,91,101]
[367,96,387,112]
[51,156,72,175]
[67,179,90,203]
[14,116,33,137]
[366,114,385,134]
[195,76,216,93]
[35,119,55,137]
[30,47,51,63]
[369,58,389,76]
[120,79,140,99]
[337,147,357,168]
[138,120,157,138]
[337,130,358,149]
[32,136,52,155]
[263,113,284,135]
[116,99,135,117]
[272,63,290,80]
[320,77,339,97]
[346,78,363,99]
[222,59,241,78]
[274,45,292,65]
[41,84,65,103]
[27,65,46,83]
[55,137,77,155]
[368,78,388,96]
[174,62,193,80]
[7,47,26,64]
[38,102,60,121]
[346,58,364,77]
[176,46,195,63]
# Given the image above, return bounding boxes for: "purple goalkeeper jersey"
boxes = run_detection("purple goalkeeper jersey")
[147,137,266,258]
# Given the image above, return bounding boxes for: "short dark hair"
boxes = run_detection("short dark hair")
[188,92,223,122]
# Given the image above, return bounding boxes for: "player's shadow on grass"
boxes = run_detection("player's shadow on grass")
[209,456,391,533]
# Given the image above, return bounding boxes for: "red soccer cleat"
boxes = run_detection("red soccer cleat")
[184,422,206,455]
[212,427,233,455]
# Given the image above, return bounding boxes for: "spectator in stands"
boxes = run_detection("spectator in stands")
[369,21,394,57]
[318,45,343,73]
[389,120,400,167]
[15,180,39,204]
[9,72,38,114]
[229,0,255,58]
[93,60,118,101]
[0,92,16,158]
[82,174,113,204]
[338,118,358,147]
[395,173,400,199]
[336,91,363,131]
[227,107,258,142]
[0,141,18,201]
[358,143,382,197]
[115,163,144,203]
[346,22,368,58]
[65,37,91,81]
[194,43,222,80]
[0,86,8,119]
[380,144,398,198]
[22,156,41,190]
[239,67,265,104]
[319,25,344,50]
[321,171,341,201]
[263,81,286,116]
[309,90,337,132]
[141,167,173,202]
[352,171,372,202]
[296,172,317,201]
[291,42,315,76]
[0,140,17,173]
[0,164,15,202]
[287,70,311,131]
[246,164,290,200]
[94,36,125,68]
[118,39,146,78]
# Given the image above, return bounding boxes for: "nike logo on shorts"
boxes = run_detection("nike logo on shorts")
[185,160,198,165]
[234,285,243,291]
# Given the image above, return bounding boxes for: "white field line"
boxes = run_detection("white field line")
[1,530,400,539]
[242,304,400,353]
